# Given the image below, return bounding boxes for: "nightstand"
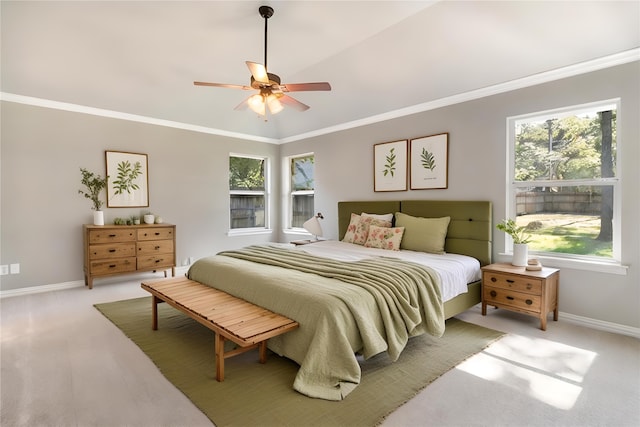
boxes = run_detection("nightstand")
[481,263,559,330]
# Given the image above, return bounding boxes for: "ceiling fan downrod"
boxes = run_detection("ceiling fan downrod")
[259,5,274,71]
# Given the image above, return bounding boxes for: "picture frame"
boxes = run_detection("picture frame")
[373,140,408,192]
[410,133,449,190]
[105,151,149,207]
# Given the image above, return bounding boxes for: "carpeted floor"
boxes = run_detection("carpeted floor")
[95,297,504,427]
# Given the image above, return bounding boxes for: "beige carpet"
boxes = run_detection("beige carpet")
[95,297,504,427]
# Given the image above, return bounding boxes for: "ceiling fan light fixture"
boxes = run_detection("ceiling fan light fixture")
[266,93,284,114]
[248,93,266,115]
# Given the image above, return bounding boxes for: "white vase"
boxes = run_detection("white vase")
[93,210,104,226]
[512,243,528,266]
[144,214,155,224]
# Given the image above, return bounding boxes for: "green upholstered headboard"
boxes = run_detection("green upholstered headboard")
[338,200,492,266]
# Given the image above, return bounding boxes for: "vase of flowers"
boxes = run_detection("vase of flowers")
[78,168,109,225]
[496,218,532,267]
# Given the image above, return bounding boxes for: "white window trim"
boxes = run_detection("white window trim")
[504,99,626,275]
[229,153,270,233]
[282,152,314,234]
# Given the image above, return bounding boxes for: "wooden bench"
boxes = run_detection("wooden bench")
[141,276,299,381]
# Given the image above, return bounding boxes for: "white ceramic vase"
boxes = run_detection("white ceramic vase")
[93,210,104,226]
[512,243,528,266]
[144,214,155,224]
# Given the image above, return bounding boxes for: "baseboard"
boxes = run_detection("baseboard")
[559,311,640,339]
[0,266,191,299]
[0,280,85,298]
[2,276,638,339]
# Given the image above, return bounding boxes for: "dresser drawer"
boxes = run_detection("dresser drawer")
[90,257,136,275]
[138,255,174,270]
[137,240,174,256]
[89,243,136,260]
[483,286,541,312]
[137,227,174,241]
[88,229,136,244]
[482,271,542,295]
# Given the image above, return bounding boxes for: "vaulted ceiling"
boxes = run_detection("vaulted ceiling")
[2,1,639,142]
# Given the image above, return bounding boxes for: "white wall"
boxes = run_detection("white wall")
[0,103,280,291]
[280,62,640,329]
[1,62,638,329]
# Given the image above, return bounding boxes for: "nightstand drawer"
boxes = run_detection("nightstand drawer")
[482,271,542,295]
[483,286,541,312]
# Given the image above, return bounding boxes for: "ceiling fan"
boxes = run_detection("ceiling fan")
[194,5,331,117]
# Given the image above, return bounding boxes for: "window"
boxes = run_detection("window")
[229,155,268,230]
[287,154,315,229]
[507,100,620,263]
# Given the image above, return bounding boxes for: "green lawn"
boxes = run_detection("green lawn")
[516,214,613,258]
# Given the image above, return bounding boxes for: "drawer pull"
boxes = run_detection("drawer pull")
[527,284,532,290]
[490,290,497,297]
[155,232,160,236]
[155,246,160,250]
[526,299,533,305]
[109,264,116,268]
[506,279,515,283]
[491,277,497,282]
[109,234,116,237]
[506,296,514,300]
[109,249,116,253]
[155,259,161,264]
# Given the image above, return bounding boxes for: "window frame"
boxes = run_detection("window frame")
[283,152,315,234]
[505,99,626,275]
[228,153,271,236]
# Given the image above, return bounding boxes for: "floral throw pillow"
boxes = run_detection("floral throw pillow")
[352,216,392,246]
[364,225,405,251]
[343,213,392,245]
[342,213,361,243]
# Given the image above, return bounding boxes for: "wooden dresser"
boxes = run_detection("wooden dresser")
[83,224,176,289]
[481,262,559,330]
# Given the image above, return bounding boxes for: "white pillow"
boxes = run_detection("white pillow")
[361,212,394,222]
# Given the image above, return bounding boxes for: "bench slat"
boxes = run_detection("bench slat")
[141,277,299,381]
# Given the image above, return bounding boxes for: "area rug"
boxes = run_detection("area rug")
[95,297,504,427]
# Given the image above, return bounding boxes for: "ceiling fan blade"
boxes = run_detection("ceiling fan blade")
[233,96,251,111]
[246,61,269,84]
[279,94,310,111]
[194,81,253,90]
[281,82,332,92]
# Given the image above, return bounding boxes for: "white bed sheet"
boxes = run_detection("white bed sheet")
[291,240,481,302]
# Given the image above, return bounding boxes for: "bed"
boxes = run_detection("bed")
[187,200,492,400]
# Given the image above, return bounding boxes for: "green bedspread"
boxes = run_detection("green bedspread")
[187,244,444,400]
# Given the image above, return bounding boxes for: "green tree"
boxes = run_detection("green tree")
[229,157,264,190]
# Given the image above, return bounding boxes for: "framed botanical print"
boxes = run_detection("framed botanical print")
[410,133,449,190]
[105,151,149,207]
[373,140,408,192]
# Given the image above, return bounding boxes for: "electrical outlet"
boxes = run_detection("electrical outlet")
[10,263,20,274]
[0,265,8,275]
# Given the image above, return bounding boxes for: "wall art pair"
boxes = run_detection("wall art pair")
[373,133,448,192]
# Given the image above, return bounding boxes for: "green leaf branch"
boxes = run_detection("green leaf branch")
[382,147,396,177]
[78,168,108,211]
[112,160,142,195]
[496,218,532,244]
[421,148,436,171]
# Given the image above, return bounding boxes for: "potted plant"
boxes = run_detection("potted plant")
[496,218,532,266]
[78,168,109,225]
